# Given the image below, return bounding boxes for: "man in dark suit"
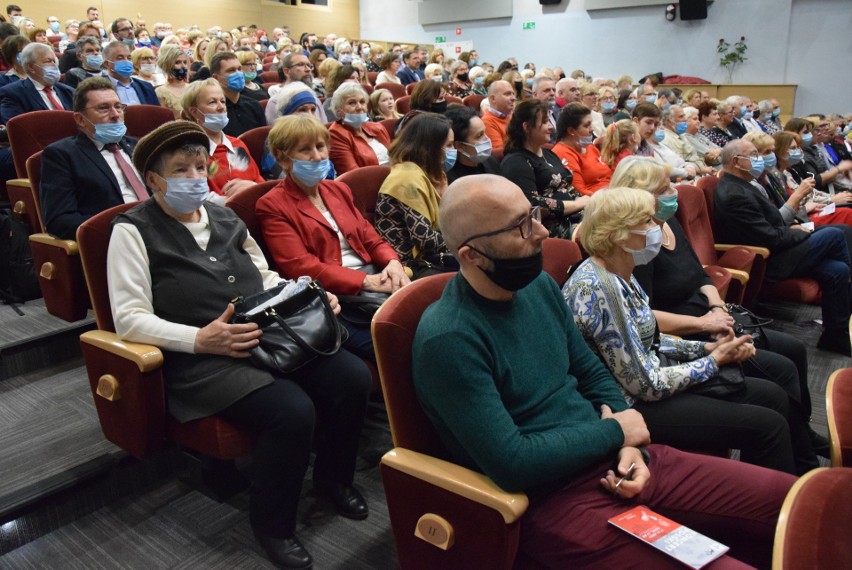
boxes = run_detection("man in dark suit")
[396,50,424,86]
[0,43,75,123]
[102,41,159,106]
[40,77,144,240]
[714,138,852,355]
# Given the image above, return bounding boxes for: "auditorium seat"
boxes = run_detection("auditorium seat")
[237,126,273,170]
[260,70,279,84]
[123,105,176,138]
[367,71,378,86]
[463,94,485,113]
[380,118,399,140]
[826,367,852,467]
[336,165,390,225]
[395,96,411,115]
[541,237,582,288]
[405,83,417,95]
[376,82,405,100]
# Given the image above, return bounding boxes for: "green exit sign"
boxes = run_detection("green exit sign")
[435,35,446,43]
[522,21,535,30]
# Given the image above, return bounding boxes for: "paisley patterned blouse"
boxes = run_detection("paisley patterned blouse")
[563,258,718,406]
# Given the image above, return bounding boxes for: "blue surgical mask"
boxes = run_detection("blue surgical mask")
[578,134,595,147]
[675,121,688,135]
[601,101,616,113]
[443,148,457,171]
[158,176,209,214]
[740,155,765,178]
[740,105,749,118]
[362,48,371,57]
[459,138,492,164]
[85,54,103,69]
[623,225,663,266]
[801,132,813,146]
[227,71,245,91]
[138,39,152,47]
[343,113,369,129]
[243,71,257,81]
[525,78,533,87]
[112,60,134,78]
[339,54,353,64]
[786,149,804,165]
[290,158,330,187]
[661,100,672,112]
[654,129,666,143]
[15,53,21,66]
[655,192,678,222]
[474,76,484,87]
[37,64,60,86]
[122,38,135,48]
[625,99,637,111]
[644,93,657,105]
[50,22,61,32]
[772,108,781,118]
[92,121,127,144]
[762,152,777,169]
[202,112,229,133]
[469,59,478,66]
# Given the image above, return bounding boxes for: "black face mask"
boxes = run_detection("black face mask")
[514,81,523,92]
[472,247,543,292]
[752,109,761,120]
[430,100,448,114]
[457,72,469,82]
[171,67,188,80]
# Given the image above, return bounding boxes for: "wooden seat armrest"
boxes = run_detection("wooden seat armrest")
[29,233,79,254]
[80,330,163,373]
[381,448,528,524]
[5,177,30,188]
[724,268,749,287]
[715,244,769,259]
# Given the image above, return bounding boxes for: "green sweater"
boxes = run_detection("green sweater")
[413,272,628,494]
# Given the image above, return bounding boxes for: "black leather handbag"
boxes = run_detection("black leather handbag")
[231,281,347,374]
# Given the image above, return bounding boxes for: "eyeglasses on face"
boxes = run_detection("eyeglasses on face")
[87,103,128,115]
[460,206,542,247]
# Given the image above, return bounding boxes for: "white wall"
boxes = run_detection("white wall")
[360,0,850,115]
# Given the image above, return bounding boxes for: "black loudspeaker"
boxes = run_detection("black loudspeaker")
[680,0,707,20]
[540,0,561,4]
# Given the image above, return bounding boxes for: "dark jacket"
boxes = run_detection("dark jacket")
[0,78,75,122]
[714,172,810,281]
[40,133,139,239]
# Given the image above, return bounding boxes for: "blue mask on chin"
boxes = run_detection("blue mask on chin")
[290,158,330,187]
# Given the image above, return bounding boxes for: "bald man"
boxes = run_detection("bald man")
[715,139,852,355]
[413,174,795,568]
[482,80,515,150]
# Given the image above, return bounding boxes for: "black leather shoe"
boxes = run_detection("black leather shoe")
[315,481,369,520]
[255,534,313,570]
[817,331,851,357]
[809,428,831,459]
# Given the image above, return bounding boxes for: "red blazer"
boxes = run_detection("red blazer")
[256,176,400,295]
[328,120,391,175]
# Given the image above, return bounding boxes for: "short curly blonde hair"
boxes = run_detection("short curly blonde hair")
[579,186,655,258]
[610,156,670,195]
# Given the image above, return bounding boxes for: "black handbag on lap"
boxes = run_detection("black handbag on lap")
[336,290,390,326]
[231,281,347,374]
[726,303,772,350]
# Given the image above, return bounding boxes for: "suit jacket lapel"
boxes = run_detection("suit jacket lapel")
[24,80,48,112]
[286,179,334,231]
[75,134,122,196]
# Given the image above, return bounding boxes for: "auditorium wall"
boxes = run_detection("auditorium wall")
[360,0,851,115]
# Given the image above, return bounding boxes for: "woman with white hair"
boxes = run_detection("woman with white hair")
[469,65,487,96]
[423,63,443,82]
[757,99,781,134]
[328,82,392,174]
[446,59,472,98]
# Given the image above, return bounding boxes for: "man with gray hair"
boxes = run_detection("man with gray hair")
[756,99,781,134]
[0,42,74,122]
[715,138,852,355]
[724,95,749,138]
[533,75,557,141]
[412,173,795,567]
[62,36,108,88]
[102,41,159,106]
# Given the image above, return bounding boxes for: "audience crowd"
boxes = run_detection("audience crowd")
[5,4,852,568]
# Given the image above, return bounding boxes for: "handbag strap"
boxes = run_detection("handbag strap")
[266,284,344,357]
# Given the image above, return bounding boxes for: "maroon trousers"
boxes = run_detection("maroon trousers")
[518,445,796,569]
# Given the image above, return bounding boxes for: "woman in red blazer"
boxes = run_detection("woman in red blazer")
[257,114,408,359]
[327,82,392,175]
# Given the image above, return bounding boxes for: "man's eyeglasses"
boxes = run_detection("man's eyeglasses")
[87,103,128,116]
[117,27,133,33]
[289,62,313,70]
[460,207,542,247]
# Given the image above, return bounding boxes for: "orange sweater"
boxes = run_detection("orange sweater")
[483,110,511,151]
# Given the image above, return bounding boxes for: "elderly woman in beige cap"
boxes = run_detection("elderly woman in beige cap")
[107,120,372,570]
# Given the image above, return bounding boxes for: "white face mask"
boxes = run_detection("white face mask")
[140,63,157,75]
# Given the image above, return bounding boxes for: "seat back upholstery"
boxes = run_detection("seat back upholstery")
[696,175,719,239]
[380,118,399,140]
[463,94,485,113]
[78,202,138,332]
[395,95,411,115]
[7,110,77,177]
[372,272,455,459]
[773,467,852,569]
[446,95,462,106]
[336,165,391,225]
[123,105,175,139]
[375,82,406,100]
[237,126,273,169]
[541,238,582,288]
[226,180,280,269]
[23,151,46,233]
[367,71,378,86]
[827,367,852,467]
[674,183,718,266]
[405,83,417,95]
[260,70,279,84]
